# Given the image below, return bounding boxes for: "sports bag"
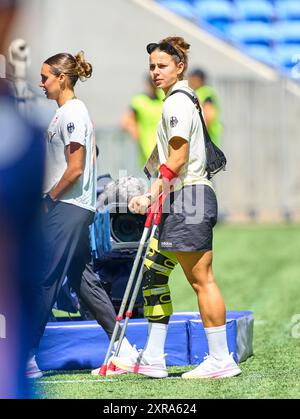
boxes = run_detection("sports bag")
[169,89,227,179]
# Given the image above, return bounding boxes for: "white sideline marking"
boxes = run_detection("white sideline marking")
[39,377,183,384]
[40,379,115,383]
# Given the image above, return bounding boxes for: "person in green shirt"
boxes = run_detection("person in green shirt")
[121,76,164,167]
[188,68,223,147]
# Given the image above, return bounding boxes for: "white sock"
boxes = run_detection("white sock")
[114,337,136,357]
[204,325,230,361]
[143,323,168,361]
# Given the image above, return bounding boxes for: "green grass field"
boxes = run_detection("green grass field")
[34,224,300,399]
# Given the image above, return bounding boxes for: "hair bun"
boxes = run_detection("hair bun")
[74,51,92,81]
[160,36,190,78]
[173,37,190,52]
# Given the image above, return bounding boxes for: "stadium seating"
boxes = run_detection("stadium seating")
[155,0,300,81]
[274,43,300,68]
[194,0,236,33]
[228,21,276,46]
[274,21,300,44]
[157,0,195,20]
[275,1,300,22]
[235,0,275,23]
[245,44,277,66]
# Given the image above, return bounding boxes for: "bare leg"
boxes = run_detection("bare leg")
[175,250,225,327]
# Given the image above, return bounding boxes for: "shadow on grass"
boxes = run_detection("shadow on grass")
[167,372,184,378]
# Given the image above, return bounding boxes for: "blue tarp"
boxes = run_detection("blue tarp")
[37,311,253,370]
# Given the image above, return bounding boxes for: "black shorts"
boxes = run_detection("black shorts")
[157,184,218,252]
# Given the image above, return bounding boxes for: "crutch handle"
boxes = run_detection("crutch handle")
[145,206,156,228]
[154,193,166,225]
[145,192,166,228]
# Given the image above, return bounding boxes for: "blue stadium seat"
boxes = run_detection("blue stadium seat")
[235,0,275,23]
[194,0,236,33]
[157,0,195,20]
[274,44,300,68]
[155,0,300,83]
[227,21,276,46]
[244,44,277,66]
[275,1,300,21]
[274,21,300,44]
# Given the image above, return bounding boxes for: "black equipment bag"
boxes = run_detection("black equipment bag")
[169,89,227,179]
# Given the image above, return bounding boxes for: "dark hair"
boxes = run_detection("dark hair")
[147,42,183,62]
[44,51,92,87]
[146,36,190,79]
[189,68,207,83]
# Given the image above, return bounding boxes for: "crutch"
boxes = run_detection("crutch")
[99,193,165,376]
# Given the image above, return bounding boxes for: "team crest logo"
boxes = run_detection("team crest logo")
[47,131,56,143]
[170,116,178,128]
[67,123,75,133]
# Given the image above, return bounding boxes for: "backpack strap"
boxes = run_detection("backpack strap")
[169,88,227,179]
[169,89,211,146]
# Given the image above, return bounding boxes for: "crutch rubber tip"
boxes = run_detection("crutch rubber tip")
[99,364,107,376]
[108,361,116,372]
[116,315,123,321]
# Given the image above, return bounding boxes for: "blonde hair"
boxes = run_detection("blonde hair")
[160,36,190,79]
[44,51,92,87]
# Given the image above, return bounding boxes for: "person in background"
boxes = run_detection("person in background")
[121,75,164,167]
[0,0,45,398]
[112,36,241,380]
[27,50,137,379]
[188,68,223,147]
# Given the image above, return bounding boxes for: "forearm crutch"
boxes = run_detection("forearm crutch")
[99,193,165,376]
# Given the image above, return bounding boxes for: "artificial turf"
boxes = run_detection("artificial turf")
[34,224,300,399]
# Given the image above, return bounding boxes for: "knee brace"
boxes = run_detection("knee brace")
[142,237,178,323]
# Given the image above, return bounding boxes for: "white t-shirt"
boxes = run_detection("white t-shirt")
[43,98,96,212]
[157,80,213,191]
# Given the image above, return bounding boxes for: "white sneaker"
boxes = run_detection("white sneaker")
[112,351,168,379]
[182,353,241,379]
[91,355,128,376]
[26,355,43,379]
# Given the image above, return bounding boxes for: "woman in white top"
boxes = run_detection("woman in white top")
[27,51,135,378]
[112,37,241,379]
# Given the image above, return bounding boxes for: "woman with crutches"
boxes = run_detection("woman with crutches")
[112,36,241,379]
[27,51,137,378]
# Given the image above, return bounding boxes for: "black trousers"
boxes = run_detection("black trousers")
[33,201,120,350]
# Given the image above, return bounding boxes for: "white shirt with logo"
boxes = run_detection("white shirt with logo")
[156,80,213,191]
[44,98,96,212]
